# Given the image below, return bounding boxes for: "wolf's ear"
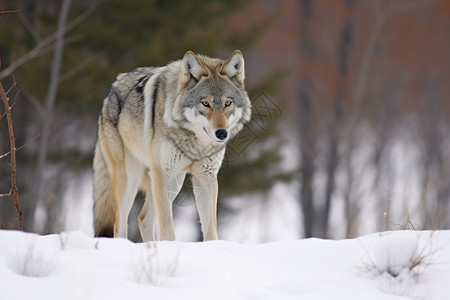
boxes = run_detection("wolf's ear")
[220,50,245,85]
[180,51,209,87]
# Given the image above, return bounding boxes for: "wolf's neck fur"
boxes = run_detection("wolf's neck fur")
[164,125,225,162]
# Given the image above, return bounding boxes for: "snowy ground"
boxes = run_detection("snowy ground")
[1,230,449,299]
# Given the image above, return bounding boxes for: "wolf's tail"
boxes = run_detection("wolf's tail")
[93,142,116,237]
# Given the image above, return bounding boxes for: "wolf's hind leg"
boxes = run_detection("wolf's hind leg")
[94,119,125,238]
[93,141,115,237]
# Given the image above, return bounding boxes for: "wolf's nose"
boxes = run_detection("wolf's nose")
[215,129,228,140]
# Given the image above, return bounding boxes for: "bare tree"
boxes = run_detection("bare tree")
[297,0,317,238]
[297,0,447,238]
[0,1,100,81]
[0,72,23,230]
[31,0,72,233]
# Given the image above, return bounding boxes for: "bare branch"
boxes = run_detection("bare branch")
[5,76,18,95]
[0,55,23,230]
[0,0,102,80]
[18,12,42,43]
[0,35,55,80]
[0,192,12,199]
[59,56,93,83]
[0,9,20,16]
[0,134,39,161]
[0,78,19,119]
[22,90,44,116]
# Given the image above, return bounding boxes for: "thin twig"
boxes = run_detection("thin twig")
[18,12,42,43]
[59,56,93,83]
[22,90,44,116]
[0,9,20,16]
[1,77,20,118]
[0,190,12,199]
[0,55,23,230]
[0,134,39,161]
[0,0,102,80]
[5,77,17,95]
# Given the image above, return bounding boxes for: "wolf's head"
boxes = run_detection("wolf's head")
[175,50,251,144]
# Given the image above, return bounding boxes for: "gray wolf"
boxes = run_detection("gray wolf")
[93,50,251,241]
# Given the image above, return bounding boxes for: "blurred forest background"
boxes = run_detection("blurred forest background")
[1,0,449,242]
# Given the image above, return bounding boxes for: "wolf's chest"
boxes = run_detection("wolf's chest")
[158,136,225,178]
[164,127,225,162]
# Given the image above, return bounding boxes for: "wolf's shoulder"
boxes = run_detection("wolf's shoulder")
[112,67,154,90]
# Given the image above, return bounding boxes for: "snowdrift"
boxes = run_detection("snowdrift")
[1,230,449,299]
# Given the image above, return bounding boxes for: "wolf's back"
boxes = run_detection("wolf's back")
[101,67,153,126]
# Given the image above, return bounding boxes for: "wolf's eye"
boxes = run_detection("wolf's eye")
[201,101,210,107]
[225,100,233,107]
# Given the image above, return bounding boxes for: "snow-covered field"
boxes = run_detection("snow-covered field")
[1,230,449,299]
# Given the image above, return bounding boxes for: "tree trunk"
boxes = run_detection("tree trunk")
[32,0,71,232]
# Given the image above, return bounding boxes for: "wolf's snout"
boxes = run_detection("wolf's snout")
[215,129,228,141]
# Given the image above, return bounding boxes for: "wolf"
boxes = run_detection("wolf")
[93,50,251,241]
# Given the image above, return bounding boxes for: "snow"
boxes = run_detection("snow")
[1,230,449,299]
[370,232,419,276]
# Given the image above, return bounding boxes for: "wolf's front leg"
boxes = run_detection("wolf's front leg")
[139,172,185,242]
[150,165,176,241]
[115,153,144,239]
[192,175,218,241]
